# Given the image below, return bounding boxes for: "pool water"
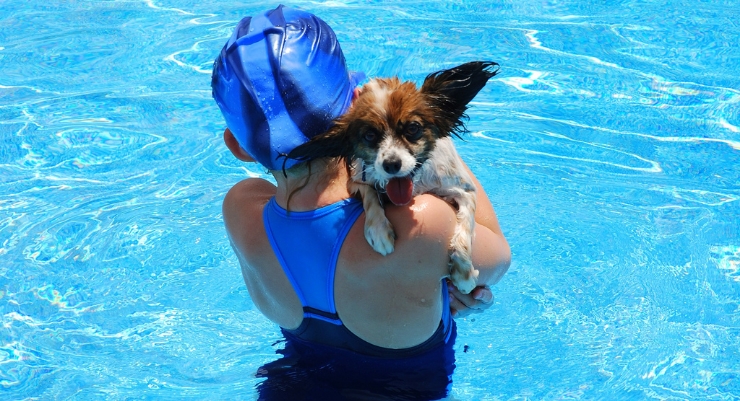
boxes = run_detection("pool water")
[2,0,739,399]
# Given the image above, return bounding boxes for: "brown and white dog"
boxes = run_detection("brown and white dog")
[288,61,499,293]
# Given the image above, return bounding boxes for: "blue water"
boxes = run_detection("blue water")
[2,0,739,399]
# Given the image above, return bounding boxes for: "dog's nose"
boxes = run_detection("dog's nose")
[382,159,402,175]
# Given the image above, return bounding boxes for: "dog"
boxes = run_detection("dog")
[287,61,499,294]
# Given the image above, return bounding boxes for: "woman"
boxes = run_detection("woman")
[213,5,510,398]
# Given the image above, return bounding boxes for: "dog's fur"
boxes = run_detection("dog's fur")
[288,61,499,293]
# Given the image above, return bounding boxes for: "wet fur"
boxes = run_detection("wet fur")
[288,61,499,294]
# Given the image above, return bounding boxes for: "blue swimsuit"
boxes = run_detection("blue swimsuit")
[263,197,455,358]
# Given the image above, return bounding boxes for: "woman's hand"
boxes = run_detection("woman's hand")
[447,279,494,318]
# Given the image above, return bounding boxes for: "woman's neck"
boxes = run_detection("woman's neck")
[271,159,352,211]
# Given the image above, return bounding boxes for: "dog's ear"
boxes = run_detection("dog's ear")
[421,61,499,136]
[421,61,499,108]
[286,122,353,162]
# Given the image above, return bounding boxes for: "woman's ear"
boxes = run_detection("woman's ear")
[349,87,361,109]
[223,128,256,162]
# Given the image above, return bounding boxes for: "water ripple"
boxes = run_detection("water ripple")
[712,246,740,283]
[513,112,740,150]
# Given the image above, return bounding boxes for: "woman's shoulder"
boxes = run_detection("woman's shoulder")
[224,178,276,212]
[338,193,456,289]
[223,178,276,246]
[384,194,458,249]
[389,195,457,277]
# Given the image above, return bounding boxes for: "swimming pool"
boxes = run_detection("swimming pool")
[1,0,739,399]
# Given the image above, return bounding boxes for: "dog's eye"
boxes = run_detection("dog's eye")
[362,129,378,143]
[405,122,423,141]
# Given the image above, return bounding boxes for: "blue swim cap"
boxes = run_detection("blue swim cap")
[212,5,365,171]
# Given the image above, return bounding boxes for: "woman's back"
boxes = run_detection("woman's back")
[223,168,457,350]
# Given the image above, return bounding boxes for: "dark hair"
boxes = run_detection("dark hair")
[281,157,346,212]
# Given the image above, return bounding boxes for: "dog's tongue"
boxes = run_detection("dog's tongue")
[386,177,414,206]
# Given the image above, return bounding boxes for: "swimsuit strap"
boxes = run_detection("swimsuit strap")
[263,197,363,313]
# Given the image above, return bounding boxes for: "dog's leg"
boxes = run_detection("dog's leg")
[446,189,479,294]
[423,140,480,293]
[349,181,396,256]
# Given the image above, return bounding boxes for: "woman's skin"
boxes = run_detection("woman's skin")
[222,126,510,348]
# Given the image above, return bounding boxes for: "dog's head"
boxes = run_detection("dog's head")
[287,61,499,184]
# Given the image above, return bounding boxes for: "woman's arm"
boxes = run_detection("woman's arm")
[448,160,511,317]
[466,161,511,286]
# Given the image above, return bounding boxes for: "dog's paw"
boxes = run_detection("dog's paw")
[449,252,479,294]
[365,215,396,256]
